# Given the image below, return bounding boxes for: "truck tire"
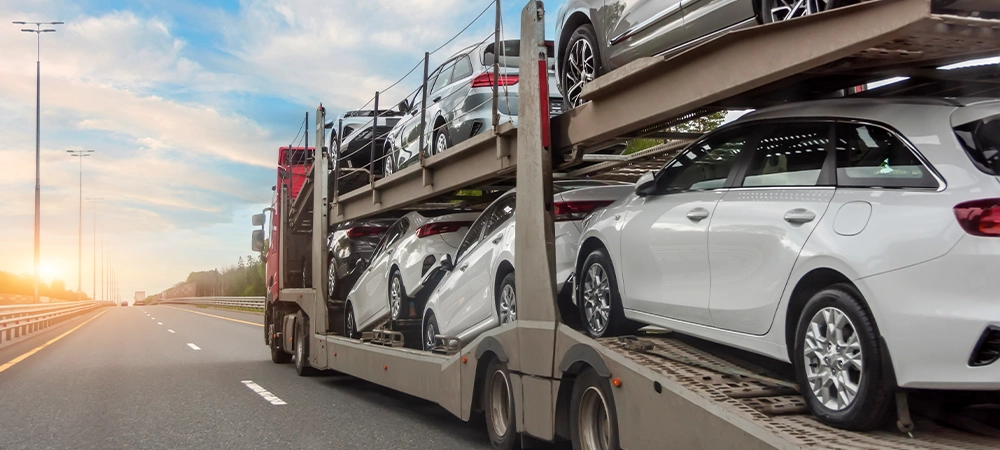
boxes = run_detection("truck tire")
[270,316,292,364]
[570,368,620,450]
[294,312,317,376]
[483,358,518,450]
[793,284,892,430]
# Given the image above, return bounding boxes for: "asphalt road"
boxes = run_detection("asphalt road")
[0,305,495,450]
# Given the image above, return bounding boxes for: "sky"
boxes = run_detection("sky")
[0,0,568,299]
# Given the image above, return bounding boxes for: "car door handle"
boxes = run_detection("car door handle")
[784,209,817,224]
[492,235,503,245]
[686,208,710,222]
[459,264,468,272]
[432,96,442,103]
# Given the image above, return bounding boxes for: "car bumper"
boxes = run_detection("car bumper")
[862,235,1000,390]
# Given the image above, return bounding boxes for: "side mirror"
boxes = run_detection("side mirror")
[251,230,265,252]
[398,99,410,114]
[252,213,266,227]
[635,171,657,197]
[440,254,454,271]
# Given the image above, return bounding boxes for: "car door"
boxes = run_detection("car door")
[399,67,442,167]
[605,0,686,69]
[619,126,754,325]
[423,59,458,151]
[443,55,476,143]
[708,121,836,334]
[433,206,491,335]
[357,219,407,327]
[678,0,756,45]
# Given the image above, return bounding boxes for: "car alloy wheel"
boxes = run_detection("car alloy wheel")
[564,37,596,108]
[389,274,403,321]
[764,0,833,23]
[434,130,448,155]
[803,306,863,411]
[582,263,611,336]
[424,316,438,351]
[345,304,357,339]
[328,262,337,300]
[498,283,516,325]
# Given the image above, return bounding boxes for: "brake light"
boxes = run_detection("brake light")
[346,226,387,239]
[417,221,473,238]
[471,72,519,88]
[954,199,1000,237]
[553,201,614,222]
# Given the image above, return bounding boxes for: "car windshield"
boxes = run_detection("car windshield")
[955,114,1000,176]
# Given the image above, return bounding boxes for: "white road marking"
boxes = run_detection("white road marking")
[187,343,201,350]
[241,380,287,405]
[167,329,175,333]
[157,322,163,325]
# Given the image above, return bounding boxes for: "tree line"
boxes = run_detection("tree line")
[182,253,267,297]
[0,271,90,302]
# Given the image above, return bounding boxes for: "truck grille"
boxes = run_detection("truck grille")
[969,327,1000,367]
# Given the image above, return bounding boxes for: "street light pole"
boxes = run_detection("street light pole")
[86,198,102,301]
[68,150,94,300]
[14,21,63,303]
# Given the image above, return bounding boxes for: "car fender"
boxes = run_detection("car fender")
[554,1,597,91]
[576,199,629,300]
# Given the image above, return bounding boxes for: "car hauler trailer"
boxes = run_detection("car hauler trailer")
[256,1,1000,448]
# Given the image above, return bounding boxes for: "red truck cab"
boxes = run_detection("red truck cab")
[265,146,314,298]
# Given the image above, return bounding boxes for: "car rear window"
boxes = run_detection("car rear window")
[955,114,1000,176]
[482,40,555,68]
[834,123,939,189]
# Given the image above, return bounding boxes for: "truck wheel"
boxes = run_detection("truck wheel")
[270,319,292,364]
[294,312,317,376]
[423,313,439,352]
[484,358,518,450]
[570,368,620,450]
[345,302,359,339]
[794,284,892,430]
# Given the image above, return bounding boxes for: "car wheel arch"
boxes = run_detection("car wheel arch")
[558,12,593,83]
[784,268,875,361]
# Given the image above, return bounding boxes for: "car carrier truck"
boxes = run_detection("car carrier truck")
[251,1,1000,448]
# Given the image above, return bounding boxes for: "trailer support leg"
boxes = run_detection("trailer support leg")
[896,391,915,438]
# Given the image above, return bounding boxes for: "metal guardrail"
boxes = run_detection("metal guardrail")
[0,301,113,344]
[160,297,265,312]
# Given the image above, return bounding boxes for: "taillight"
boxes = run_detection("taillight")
[553,201,614,222]
[471,72,519,88]
[954,199,1000,237]
[417,221,472,238]
[347,226,387,239]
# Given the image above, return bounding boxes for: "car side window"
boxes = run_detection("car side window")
[372,220,404,261]
[483,195,516,237]
[834,123,939,189]
[741,122,831,187]
[452,56,474,81]
[657,128,750,192]
[455,209,490,262]
[431,60,457,93]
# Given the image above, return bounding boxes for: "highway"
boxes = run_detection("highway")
[0,305,495,450]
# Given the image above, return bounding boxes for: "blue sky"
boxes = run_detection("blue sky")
[0,0,567,297]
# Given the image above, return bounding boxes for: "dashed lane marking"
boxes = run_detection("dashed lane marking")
[187,343,201,350]
[157,322,163,325]
[167,329,175,333]
[241,380,287,405]
[165,306,263,327]
[0,309,110,373]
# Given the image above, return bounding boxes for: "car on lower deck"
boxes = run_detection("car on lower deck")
[420,180,633,351]
[343,210,479,338]
[327,217,400,301]
[575,97,1000,430]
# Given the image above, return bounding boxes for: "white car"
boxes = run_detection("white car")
[575,98,1000,430]
[421,180,633,351]
[343,210,479,338]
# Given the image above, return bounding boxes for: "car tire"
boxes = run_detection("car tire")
[423,312,439,352]
[483,358,518,450]
[561,23,604,109]
[578,249,632,339]
[269,315,292,364]
[383,143,397,176]
[570,368,620,450]
[496,271,517,326]
[344,302,359,339]
[432,125,449,156]
[328,256,341,300]
[294,312,317,376]
[793,284,893,430]
[388,269,410,324]
[759,0,841,23]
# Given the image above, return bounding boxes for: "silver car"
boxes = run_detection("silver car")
[555,0,851,107]
[384,39,562,175]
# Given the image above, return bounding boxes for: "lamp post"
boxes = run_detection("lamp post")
[14,21,62,303]
[68,150,94,300]
[86,198,102,301]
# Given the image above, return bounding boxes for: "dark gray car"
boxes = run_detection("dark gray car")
[326,217,400,300]
[554,0,855,108]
